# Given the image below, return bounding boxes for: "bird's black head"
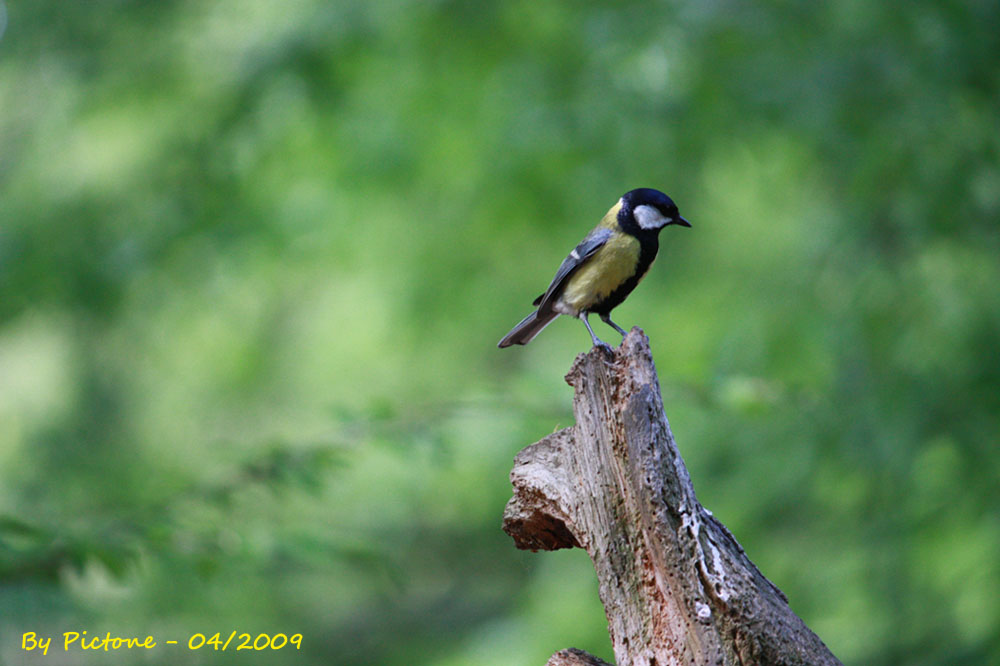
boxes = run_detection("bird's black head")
[619,188,691,233]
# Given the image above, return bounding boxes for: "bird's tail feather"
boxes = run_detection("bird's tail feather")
[497,310,559,348]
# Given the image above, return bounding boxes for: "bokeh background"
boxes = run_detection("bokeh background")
[2,1,999,664]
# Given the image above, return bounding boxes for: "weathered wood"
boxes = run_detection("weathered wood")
[503,328,842,666]
[546,647,614,666]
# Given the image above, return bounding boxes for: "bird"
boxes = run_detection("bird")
[498,188,690,350]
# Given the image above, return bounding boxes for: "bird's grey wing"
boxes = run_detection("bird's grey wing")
[532,227,612,308]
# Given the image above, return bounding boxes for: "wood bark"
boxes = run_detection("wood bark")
[503,328,842,666]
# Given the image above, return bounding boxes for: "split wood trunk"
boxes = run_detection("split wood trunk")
[502,328,842,666]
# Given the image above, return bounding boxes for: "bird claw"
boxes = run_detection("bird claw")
[592,340,614,355]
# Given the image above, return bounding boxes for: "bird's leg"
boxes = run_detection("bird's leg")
[581,313,612,351]
[599,312,628,339]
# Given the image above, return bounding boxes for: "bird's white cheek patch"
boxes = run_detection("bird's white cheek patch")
[634,204,670,230]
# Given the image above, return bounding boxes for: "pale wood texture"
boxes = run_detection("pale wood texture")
[546,647,613,666]
[503,328,842,666]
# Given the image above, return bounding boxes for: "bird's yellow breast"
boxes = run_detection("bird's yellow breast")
[560,231,640,312]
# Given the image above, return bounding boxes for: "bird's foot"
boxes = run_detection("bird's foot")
[592,340,614,355]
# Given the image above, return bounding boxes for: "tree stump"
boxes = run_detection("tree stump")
[503,328,842,666]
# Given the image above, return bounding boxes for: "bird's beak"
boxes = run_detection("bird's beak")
[675,216,691,227]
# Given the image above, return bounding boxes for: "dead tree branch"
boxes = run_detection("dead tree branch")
[503,328,842,666]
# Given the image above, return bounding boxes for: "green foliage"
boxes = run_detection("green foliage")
[2,1,999,664]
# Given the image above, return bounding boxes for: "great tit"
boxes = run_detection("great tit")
[498,188,690,349]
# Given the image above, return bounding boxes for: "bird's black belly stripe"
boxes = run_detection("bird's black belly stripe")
[590,233,659,315]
